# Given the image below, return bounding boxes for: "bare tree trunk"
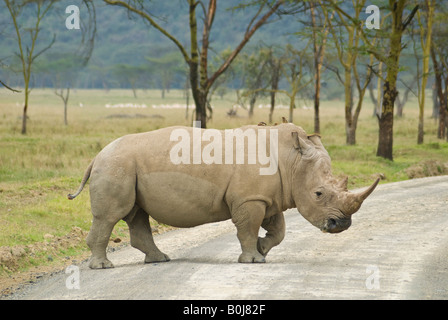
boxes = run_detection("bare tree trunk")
[185,76,190,120]
[378,65,399,157]
[344,69,355,145]
[311,3,320,134]
[55,87,70,126]
[21,98,28,135]
[431,46,446,139]
[368,82,378,116]
[416,0,434,145]
[377,109,394,159]
[432,83,439,119]
[269,64,280,124]
[396,87,408,117]
[445,76,448,142]
[346,126,356,145]
[288,97,294,123]
[192,89,208,127]
[64,100,68,126]
[310,2,329,134]
[377,1,417,160]
[249,96,256,118]
[269,90,276,124]
[375,61,383,117]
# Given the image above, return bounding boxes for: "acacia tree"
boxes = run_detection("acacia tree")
[104,0,284,128]
[4,0,96,133]
[5,0,57,134]
[375,1,418,159]
[415,0,435,145]
[246,44,313,123]
[266,47,283,124]
[281,44,313,123]
[239,49,271,118]
[309,1,331,134]
[321,0,375,145]
[431,5,448,140]
[329,0,418,159]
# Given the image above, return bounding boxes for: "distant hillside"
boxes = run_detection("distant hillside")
[0,0,299,90]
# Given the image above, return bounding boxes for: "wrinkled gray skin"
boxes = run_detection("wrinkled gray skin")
[68,124,379,269]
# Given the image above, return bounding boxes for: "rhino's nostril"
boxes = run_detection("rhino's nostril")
[328,218,336,229]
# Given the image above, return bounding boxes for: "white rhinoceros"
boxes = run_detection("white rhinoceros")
[68,123,379,269]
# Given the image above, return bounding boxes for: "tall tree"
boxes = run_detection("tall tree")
[5,0,57,134]
[281,44,313,123]
[309,1,331,134]
[321,0,374,145]
[4,0,96,133]
[239,49,271,118]
[375,1,418,159]
[431,34,448,140]
[328,0,418,159]
[103,0,284,128]
[429,2,448,140]
[415,0,435,145]
[246,44,313,123]
[266,47,283,124]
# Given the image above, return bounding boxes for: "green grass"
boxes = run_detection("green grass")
[0,87,447,277]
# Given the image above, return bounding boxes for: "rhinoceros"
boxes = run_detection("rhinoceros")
[68,123,379,269]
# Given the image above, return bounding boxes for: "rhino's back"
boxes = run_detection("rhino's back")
[93,128,234,227]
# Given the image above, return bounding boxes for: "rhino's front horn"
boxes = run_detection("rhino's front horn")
[359,178,380,200]
[343,178,380,215]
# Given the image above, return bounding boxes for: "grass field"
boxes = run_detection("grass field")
[0,88,447,283]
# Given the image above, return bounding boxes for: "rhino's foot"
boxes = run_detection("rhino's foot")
[257,237,270,257]
[89,257,114,269]
[238,252,266,263]
[144,252,170,263]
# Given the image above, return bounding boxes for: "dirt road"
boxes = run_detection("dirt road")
[5,176,448,300]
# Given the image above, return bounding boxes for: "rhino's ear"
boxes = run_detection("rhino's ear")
[292,131,313,155]
[292,131,300,149]
[307,134,323,148]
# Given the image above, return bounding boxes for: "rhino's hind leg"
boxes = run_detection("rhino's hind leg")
[258,212,285,257]
[87,173,137,269]
[124,207,170,263]
[232,201,266,263]
[86,217,115,269]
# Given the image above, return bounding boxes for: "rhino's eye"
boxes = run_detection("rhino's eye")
[315,191,323,197]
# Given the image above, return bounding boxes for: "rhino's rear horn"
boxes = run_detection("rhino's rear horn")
[337,176,348,191]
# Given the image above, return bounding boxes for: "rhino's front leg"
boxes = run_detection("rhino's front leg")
[258,212,285,257]
[231,201,266,263]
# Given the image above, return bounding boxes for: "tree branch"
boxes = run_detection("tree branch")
[207,0,284,91]
[402,5,419,30]
[103,0,191,64]
[0,79,21,93]
[31,33,56,63]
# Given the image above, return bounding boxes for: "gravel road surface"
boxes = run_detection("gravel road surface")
[5,176,448,300]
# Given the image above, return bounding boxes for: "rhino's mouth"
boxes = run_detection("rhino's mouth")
[321,217,351,233]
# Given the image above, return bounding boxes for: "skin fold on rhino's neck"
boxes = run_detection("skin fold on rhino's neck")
[277,145,301,211]
[287,151,332,213]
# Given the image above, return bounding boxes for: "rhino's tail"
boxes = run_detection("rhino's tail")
[67,158,95,200]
